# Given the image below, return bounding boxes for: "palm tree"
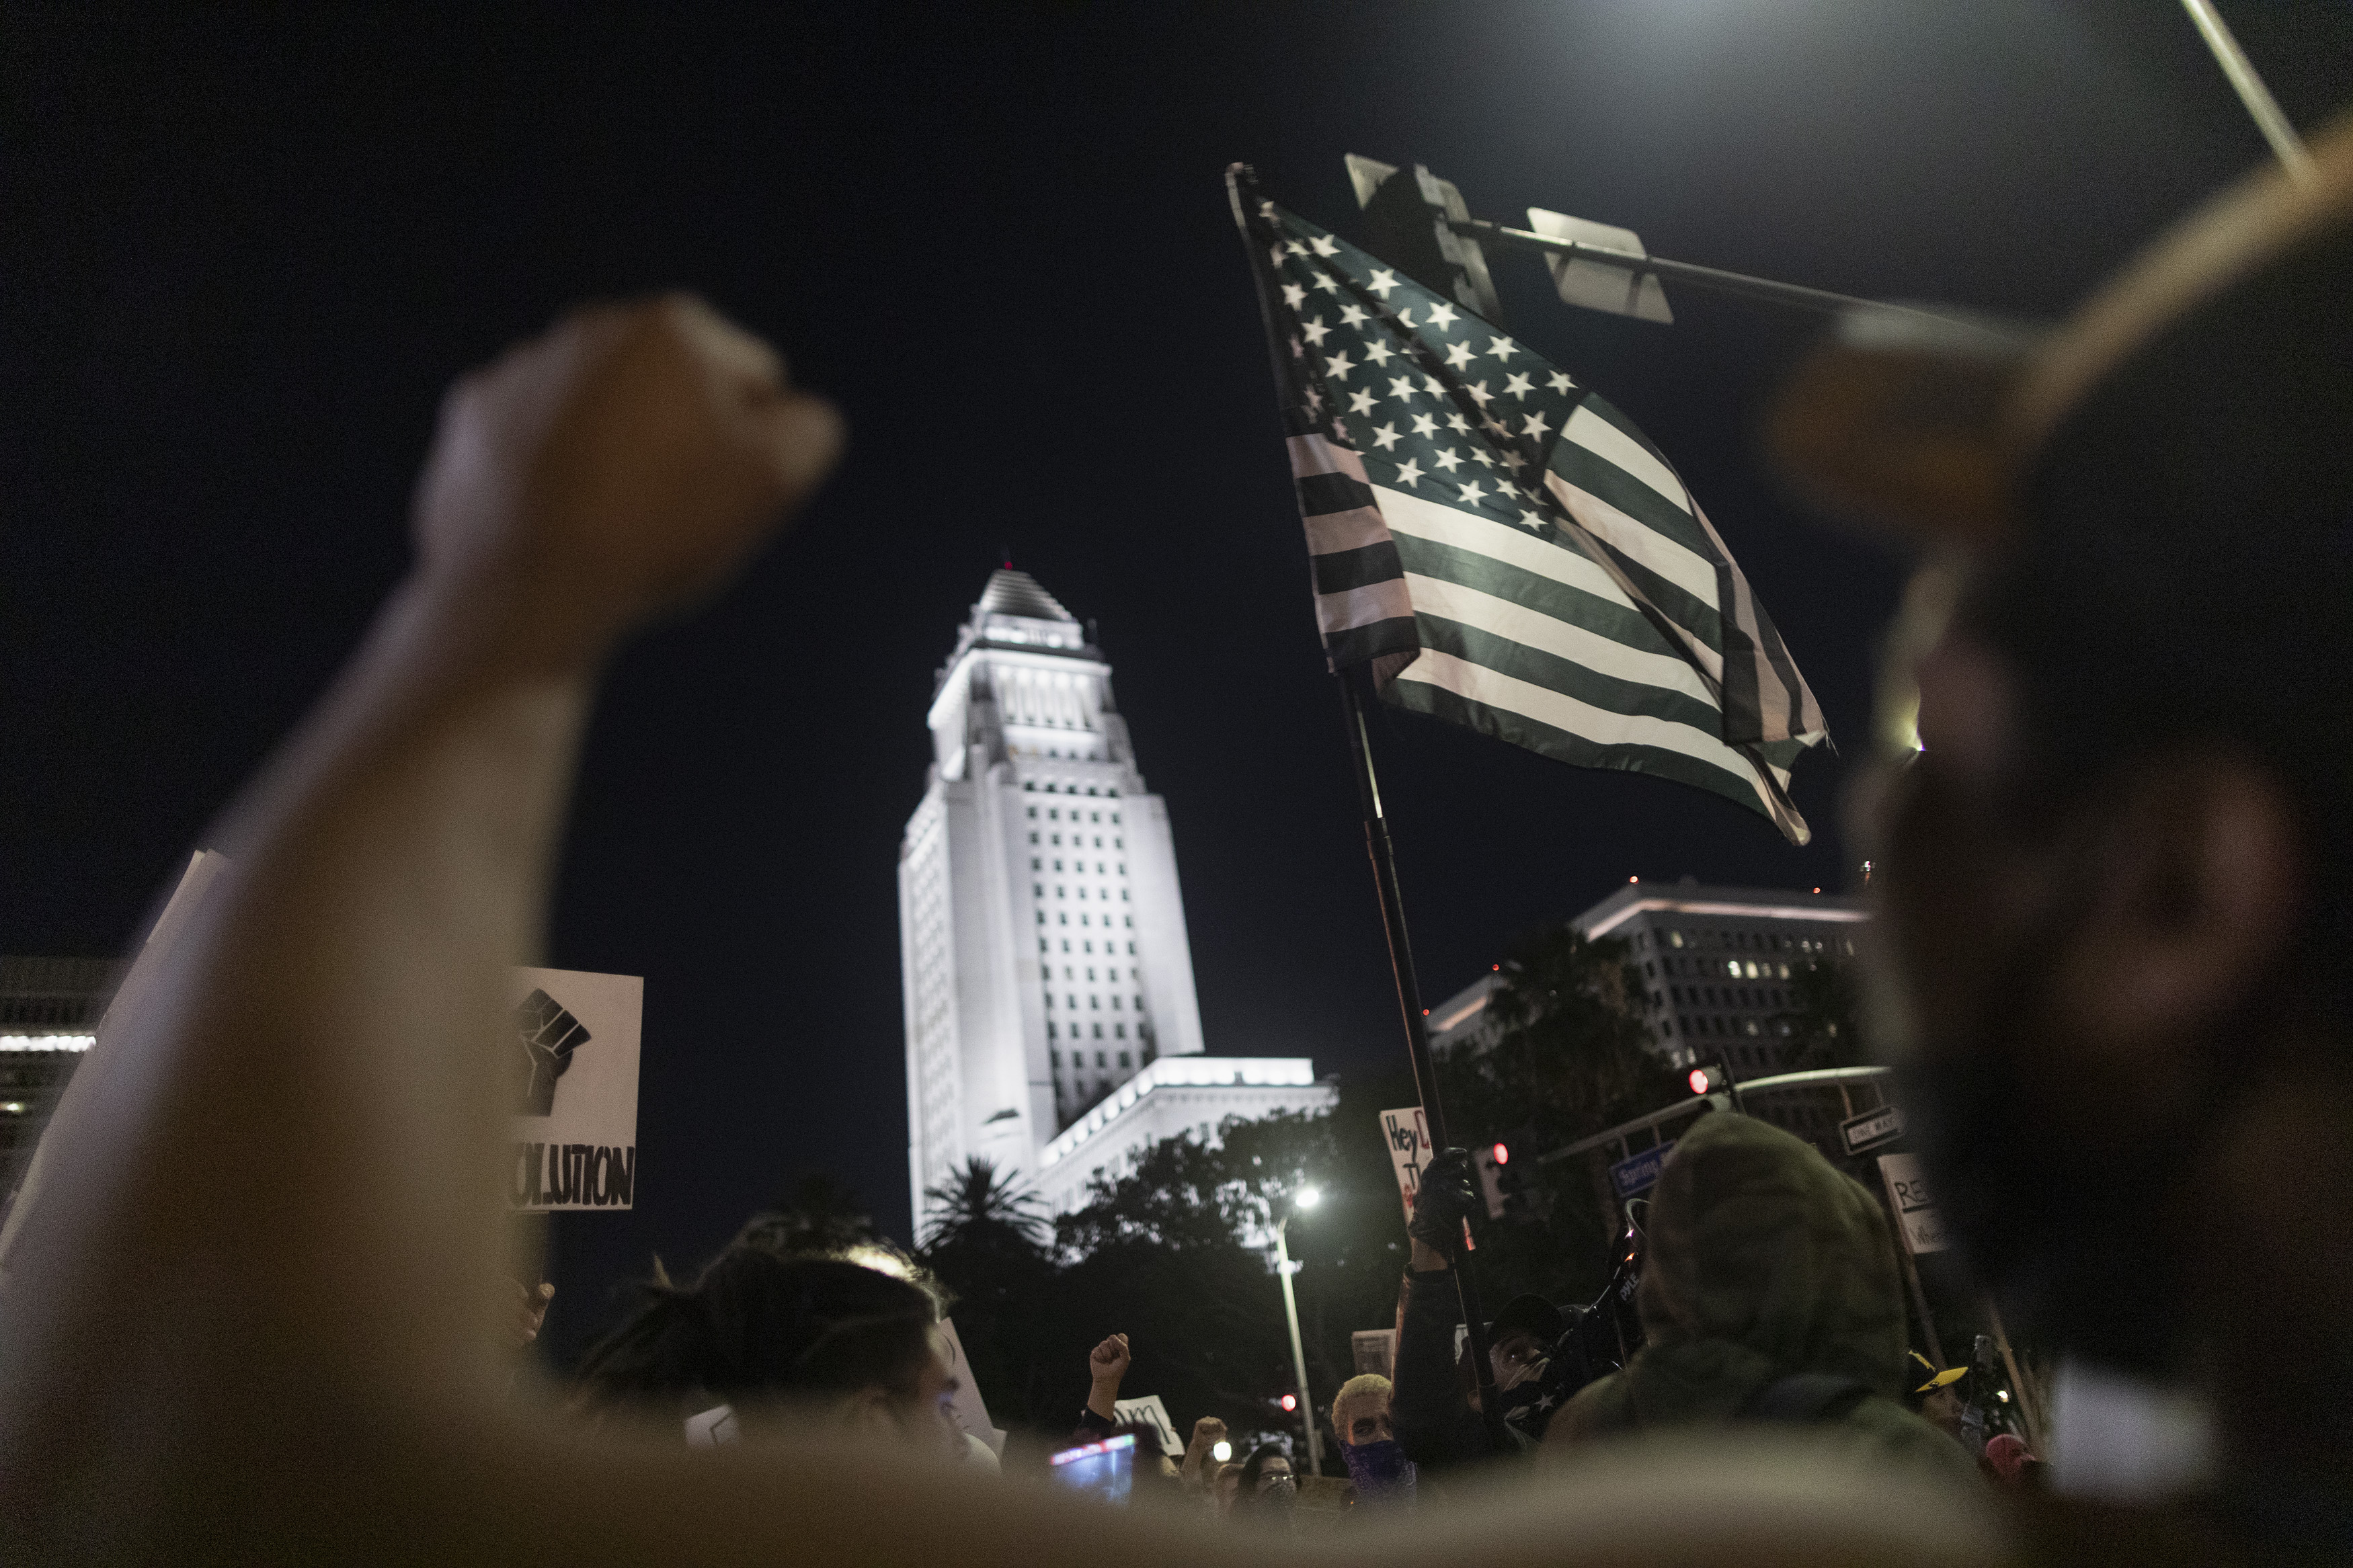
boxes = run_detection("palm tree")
[920,1157,1048,1251]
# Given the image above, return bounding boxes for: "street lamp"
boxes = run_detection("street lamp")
[1273,1186,1324,1473]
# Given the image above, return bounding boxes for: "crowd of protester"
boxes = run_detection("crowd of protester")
[538,1094,2045,1532]
[5,114,2352,1566]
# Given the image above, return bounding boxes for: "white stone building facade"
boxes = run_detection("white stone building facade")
[900,571,1329,1231]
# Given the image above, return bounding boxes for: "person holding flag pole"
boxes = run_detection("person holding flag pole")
[1223,161,1832,1454]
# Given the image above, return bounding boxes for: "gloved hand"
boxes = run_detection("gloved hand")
[1406,1147,1478,1255]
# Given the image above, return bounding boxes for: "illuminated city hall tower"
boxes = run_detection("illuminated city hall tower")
[899,570,1207,1227]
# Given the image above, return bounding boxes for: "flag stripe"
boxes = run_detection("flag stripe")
[1397,569,1720,717]
[1386,535,1668,677]
[1322,616,1421,669]
[1295,470,1376,516]
[1302,505,1394,557]
[1408,613,1732,745]
[1387,650,1780,819]
[1312,540,1410,595]
[1316,579,1416,633]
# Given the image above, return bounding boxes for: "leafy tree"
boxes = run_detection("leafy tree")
[1433,921,1685,1309]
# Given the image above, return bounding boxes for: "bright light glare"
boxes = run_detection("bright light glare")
[1212,1440,1233,1462]
[1688,1068,1712,1096]
[1295,1185,1322,1209]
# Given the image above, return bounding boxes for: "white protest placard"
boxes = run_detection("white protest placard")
[1114,1394,1182,1456]
[1380,1106,1433,1223]
[937,1317,1008,1454]
[508,966,642,1211]
[1877,1151,1951,1255]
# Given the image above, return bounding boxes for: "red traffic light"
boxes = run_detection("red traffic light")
[1490,1140,1511,1166]
[1688,1067,1712,1096]
[1279,1393,1298,1412]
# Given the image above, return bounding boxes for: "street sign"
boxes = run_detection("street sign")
[1877,1152,1952,1255]
[1840,1103,1907,1156]
[1609,1140,1675,1199]
[1525,207,1675,325]
[1380,1106,1433,1222]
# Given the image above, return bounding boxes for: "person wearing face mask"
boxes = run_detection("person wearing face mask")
[1229,1444,1297,1526]
[1330,1374,1415,1506]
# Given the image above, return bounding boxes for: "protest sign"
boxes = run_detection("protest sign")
[1380,1106,1432,1222]
[1877,1151,1952,1255]
[1352,1329,1396,1378]
[939,1317,1008,1454]
[508,966,641,1211]
[1113,1394,1182,1456]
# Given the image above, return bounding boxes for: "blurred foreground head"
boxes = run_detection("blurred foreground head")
[575,1247,959,1454]
[1772,114,2353,1491]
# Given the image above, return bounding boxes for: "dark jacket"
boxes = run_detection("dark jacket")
[1391,1267,1532,1469]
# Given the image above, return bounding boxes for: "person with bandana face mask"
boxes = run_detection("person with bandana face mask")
[1330,1374,1415,1506]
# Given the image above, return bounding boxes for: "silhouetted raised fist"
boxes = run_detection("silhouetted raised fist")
[513,987,591,1116]
[411,294,844,669]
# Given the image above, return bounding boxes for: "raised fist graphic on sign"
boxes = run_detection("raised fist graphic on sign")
[513,988,592,1116]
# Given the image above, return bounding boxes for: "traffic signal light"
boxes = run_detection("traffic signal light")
[1474,1143,1507,1219]
[1688,1063,1727,1096]
[1279,1393,1298,1413]
[1491,1128,1535,1220]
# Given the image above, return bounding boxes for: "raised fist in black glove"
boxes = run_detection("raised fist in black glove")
[1406,1147,1479,1254]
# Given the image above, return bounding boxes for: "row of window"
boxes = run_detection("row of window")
[1035,883,1130,904]
[1044,993,1144,1012]
[1041,938,1135,957]
[1642,927,1852,958]
[1031,833,1123,850]
[1670,1014,1793,1040]
[1048,1021,1131,1041]
[1045,964,1129,983]
[1033,858,1125,874]
[1050,1048,1133,1071]
[1037,911,1133,929]
[1650,954,1798,984]
[1659,983,1789,1011]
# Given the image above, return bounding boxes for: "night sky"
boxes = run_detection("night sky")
[8,3,2348,1363]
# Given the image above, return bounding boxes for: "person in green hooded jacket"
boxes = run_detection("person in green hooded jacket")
[1548,1110,1978,1485]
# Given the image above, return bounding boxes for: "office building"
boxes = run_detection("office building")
[899,571,1328,1229]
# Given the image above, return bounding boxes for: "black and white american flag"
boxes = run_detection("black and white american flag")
[1228,167,1827,844]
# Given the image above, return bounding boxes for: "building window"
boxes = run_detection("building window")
[1031,858,1041,870]
[1049,1049,1060,1065]
[1114,1026,1126,1040]
[1117,1051,1131,1067]
[1038,912,1047,925]
[1033,883,1043,897]
[1669,931,1684,948]
[1123,917,1132,928]
[1028,832,1039,844]
[1090,995,1100,1009]
[1126,942,1135,955]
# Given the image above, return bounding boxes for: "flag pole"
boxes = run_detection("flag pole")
[1334,664,1513,1455]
